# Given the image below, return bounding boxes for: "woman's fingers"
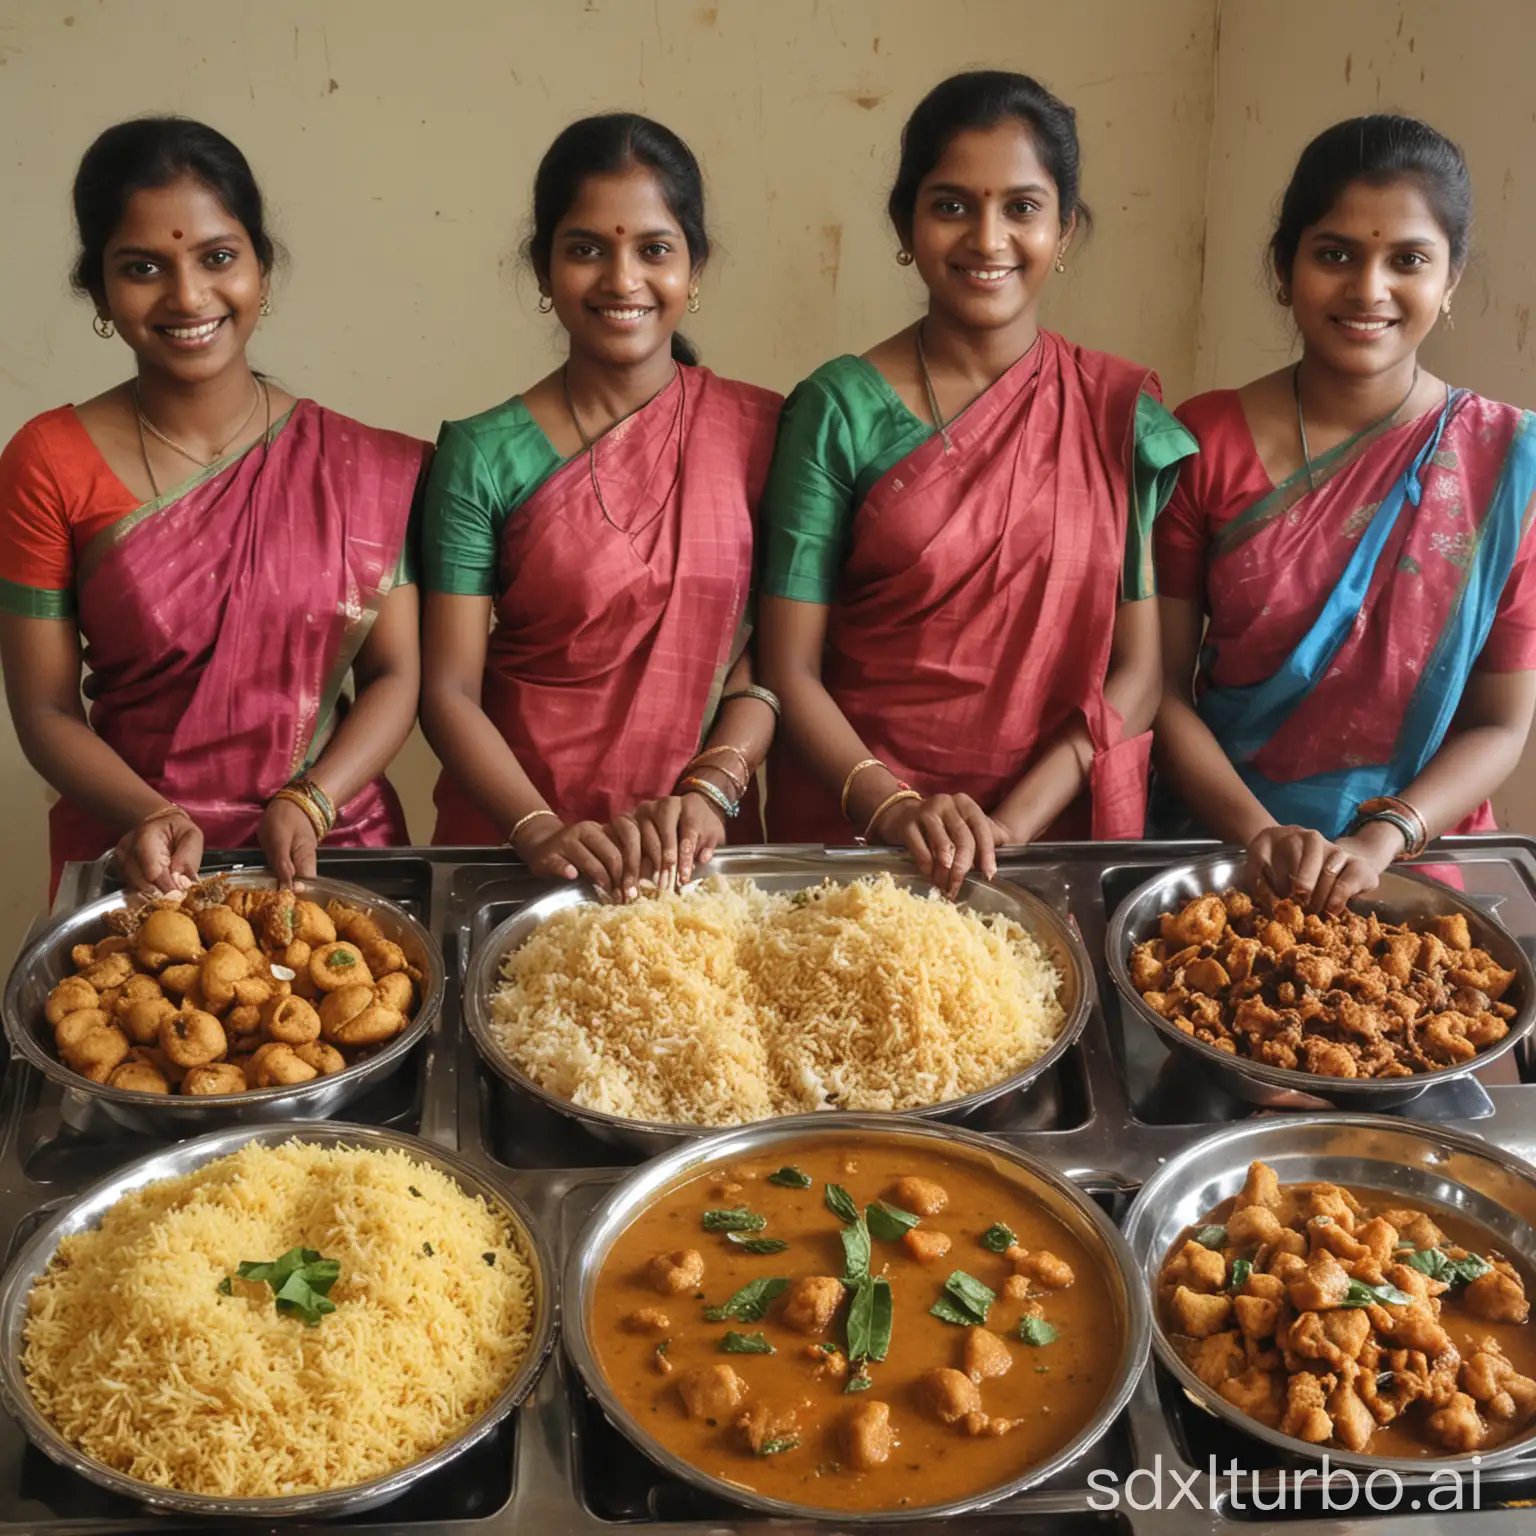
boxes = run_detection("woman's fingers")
[637,816,664,885]
[578,822,626,894]
[919,806,955,879]
[958,798,997,884]
[609,815,643,899]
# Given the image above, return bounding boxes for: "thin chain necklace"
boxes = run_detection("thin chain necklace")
[134,372,264,471]
[561,364,685,538]
[135,377,270,501]
[1293,361,1419,494]
[915,321,1041,453]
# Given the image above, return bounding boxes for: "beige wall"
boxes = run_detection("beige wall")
[1195,0,1536,829]
[0,0,1218,957]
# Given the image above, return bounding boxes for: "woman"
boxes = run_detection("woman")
[0,118,425,896]
[758,71,1195,897]
[1155,115,1536,914]
[420,114,781,897]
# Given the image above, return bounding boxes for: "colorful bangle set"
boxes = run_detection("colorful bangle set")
[673,742,758,820]
[270,774,336,840]
[1350,794,1430,860]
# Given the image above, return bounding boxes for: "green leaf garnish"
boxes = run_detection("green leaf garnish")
[841,1217,872,1284]
[846,1276,893,1363]
[702,1207,767,1233]
[721,1330,775,1354]
[757,1435,800,1455]
[703,1276,789,1323]
[231,1246,341,1327]
[844,1362,873,1393]
[216,1276,233,1296]
[979,1223,1018,1253]
[1194,1225,1227,1250]
[483,1252,496,1266]
[1402,1247,1493,1288]
[726,1233,790,1255]
[929,1270,996,1326]
[766,1167,812,1189]
[1019,1315,1059,1346]
[326,949,358,968]
[825,1184,859,1224]
[1341,1277,1415,1309]
[866,1201,920,1242]
[1228,1258,1253,1293]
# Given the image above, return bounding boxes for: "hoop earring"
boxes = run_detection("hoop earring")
[92,314,115,339]
[1054,254,1066,274]
[687,290,701,314]
[1276,286,1291,307]
[895,249,914,266]
[537,294,554,314]
[259,294,272,317]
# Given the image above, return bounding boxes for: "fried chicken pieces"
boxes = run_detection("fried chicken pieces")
[1130,891,1518,1080]
[1161,1160,1535,1454]
[42,878,421,1096]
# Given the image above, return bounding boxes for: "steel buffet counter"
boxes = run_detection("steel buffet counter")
[0,836,1531,1535]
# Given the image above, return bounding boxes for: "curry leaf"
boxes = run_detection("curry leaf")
[844,1362,874,1393]
[866,1201,920,1242]
[846,1276,893,1363]
[702,1206,767,1233]
[1194,1225,1227,1250]
[979,1223,1018,1254]
[721,1331,775,1354]
[825,1184,859,1225]
[757,1436,800,1455]
[1228,1258,1253,1293]
[703,1277,789,1323]
[929,1270,996,1326]
[1019,1315,1059,1347]
[1341,1277,1415,1309]
[726,1233,790,1255]
[766,1167,812,1189]
[841,1218,872,1284]
[1402,1247,1493,1288]
[232,1246,341,1327]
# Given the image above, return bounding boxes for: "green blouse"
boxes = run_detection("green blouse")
[422,396,564,596]
[760,354,1197,605]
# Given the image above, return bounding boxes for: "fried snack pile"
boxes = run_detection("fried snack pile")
[1128,890,1518,1079]
[43,880,421,1096]
[1161,1160,1535,1454]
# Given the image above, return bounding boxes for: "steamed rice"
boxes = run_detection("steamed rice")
[488,874,1065,1124]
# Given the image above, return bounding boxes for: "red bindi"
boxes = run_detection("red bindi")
[615,225,626,235]
[172,229,183,240]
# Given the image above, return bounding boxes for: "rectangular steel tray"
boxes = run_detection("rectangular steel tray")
[0,837,1531,1534]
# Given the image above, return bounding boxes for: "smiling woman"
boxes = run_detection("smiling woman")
[756,71,1197,893]
[0,117,429,897]
[418,113,783,897]
[1153,115,1536,915]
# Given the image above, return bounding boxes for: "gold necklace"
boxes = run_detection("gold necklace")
[561,365,685,538]
[136,377,270,501]
[1293,362,1419,494]
[134,373,264,470]
[914,322,1041,453]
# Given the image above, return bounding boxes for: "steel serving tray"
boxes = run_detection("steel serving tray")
[0,837,1531,1534]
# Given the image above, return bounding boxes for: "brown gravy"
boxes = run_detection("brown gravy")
[589,1135,1125,1513]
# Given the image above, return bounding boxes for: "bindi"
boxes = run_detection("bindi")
[614,225,626,235]
[172,229,183,240]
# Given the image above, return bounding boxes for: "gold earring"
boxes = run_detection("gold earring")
[1442,297,1454,327]
[895,249,914,266]
[259,294,272,317]
[687,290,701,314]
[1054,254,1066,274]
[537,294,554,314]
[92,314,115,339]
[1277,286,1291,306]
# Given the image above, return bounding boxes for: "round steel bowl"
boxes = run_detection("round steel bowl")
[0,1120,556,1519]
[563,1111,1149,1521]
[1106,853,1536,1110]
[3,874,445,1133]
[1123,1114,1536,1473]
[463,860,1093,1154]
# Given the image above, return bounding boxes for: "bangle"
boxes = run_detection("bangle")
[861,786,920,844]
[1351,810,1420,861]
[271,788,327,839]
[507,808,559,848]
[1353,795,1428,859]
[137,802,188,830]
[281,773,337,837]
[681,752,749,798]
[678,775,739,818]
[720,684,780,718]
[689,744,753,789]
[840,758,885,820]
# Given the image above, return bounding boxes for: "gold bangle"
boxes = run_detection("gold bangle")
[681,757,748,798]
[137,802,188,830]
[841,758,885,819]
[507,808,559,848]
[691,744,753,787]
[271,788,327,839]
[863,787,921,843]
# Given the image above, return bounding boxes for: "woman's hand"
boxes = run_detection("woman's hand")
[514,817,626,896]
[113,807,202,895]
[609,793,729,891]
[870,792,1004,899]
[259,797,320,889]
[1245,820,1404,915]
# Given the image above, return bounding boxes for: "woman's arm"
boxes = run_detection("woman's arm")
[758,593,998,896]
[259,583,422,884]
[419,588,624,892]
[0,612,201,891]
[992,595,1163,843]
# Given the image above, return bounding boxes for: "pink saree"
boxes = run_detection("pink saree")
[51,400,427,888]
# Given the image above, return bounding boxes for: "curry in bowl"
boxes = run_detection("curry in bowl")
[1159,1160,1536,1456]
[587,1135,1128,1514]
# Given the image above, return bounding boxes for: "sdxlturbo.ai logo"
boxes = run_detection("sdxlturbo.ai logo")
[1086,1455,1483,1514]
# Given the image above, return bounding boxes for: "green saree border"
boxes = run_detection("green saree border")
[76,405,299,587]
